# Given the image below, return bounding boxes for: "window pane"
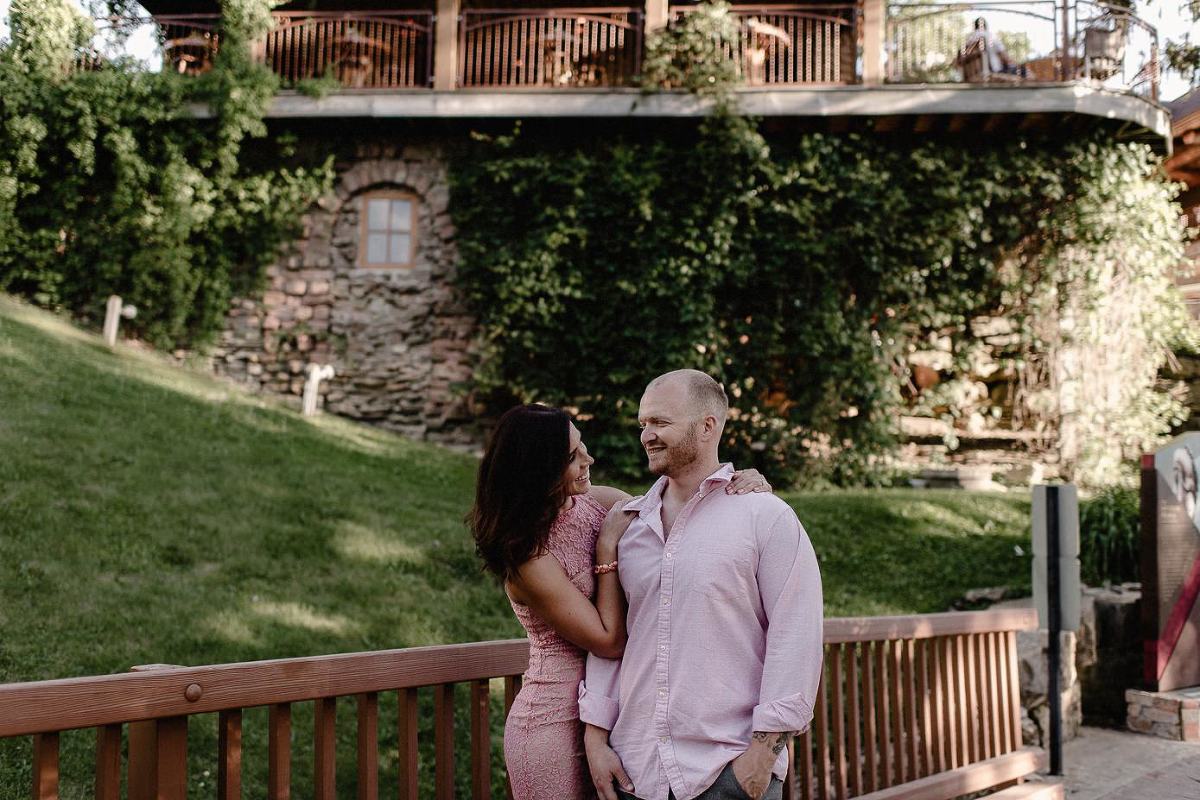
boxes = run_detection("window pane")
[367,199,389,231]
[390,234,411,265]
[366,233,388,264]
[390,199,413,232]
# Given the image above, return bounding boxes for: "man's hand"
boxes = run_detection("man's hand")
[731,731,792,800]
[584,724,634,800]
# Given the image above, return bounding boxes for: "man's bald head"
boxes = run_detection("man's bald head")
[644,369,729,428]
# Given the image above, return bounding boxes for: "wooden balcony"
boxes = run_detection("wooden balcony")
[130,0,1168,143]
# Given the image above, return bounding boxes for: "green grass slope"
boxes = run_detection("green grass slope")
[0,294,1033,795]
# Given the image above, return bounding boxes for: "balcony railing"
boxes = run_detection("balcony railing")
[675,4,858,85]
[459,8,643,88]
[885,0,1159,99]
[91,1,1161,98]
[152,11,434,88]
[263,11,434,88]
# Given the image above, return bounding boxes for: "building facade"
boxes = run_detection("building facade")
[141,0,1172,455]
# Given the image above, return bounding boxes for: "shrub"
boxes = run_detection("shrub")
[1079,485,1140,585]
[0,0,333,349]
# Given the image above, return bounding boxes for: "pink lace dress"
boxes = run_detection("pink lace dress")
[504,493,608,800]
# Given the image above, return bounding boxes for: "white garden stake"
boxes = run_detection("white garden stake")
[102,296,138,347]
[302,364,336,416]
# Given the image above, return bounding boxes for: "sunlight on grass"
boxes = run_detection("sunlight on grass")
[251,600,358,634]
[205,599,361,645]
[333,521,428,565]
[204,610,259,645]
[900,501,991,535]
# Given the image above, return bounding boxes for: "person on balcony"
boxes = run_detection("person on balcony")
[580,370,824,800]
[962,17,1027,78]
[468,402,771,800]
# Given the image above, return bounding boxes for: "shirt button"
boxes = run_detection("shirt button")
[659,737,668,743]
[662,598,670,605]
[665,552,673,559]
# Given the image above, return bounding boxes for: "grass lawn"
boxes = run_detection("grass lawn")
[0,294,1033,796]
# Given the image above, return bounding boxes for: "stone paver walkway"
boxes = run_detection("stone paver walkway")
[1060,726,1200,800]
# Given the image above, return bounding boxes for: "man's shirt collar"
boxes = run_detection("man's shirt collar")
[622,463,736,512]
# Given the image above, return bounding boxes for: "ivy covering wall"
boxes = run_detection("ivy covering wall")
[0,0,333,348]
[451,126,1189,486]
[450,5,1191,487]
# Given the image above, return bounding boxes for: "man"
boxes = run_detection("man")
[579,370,823,800]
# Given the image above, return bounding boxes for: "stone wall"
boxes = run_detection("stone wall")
[897,315,1055,484]
[212,143,479,447]
[997,584,1143,747]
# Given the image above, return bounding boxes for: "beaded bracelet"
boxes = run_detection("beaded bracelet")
[594,560,618,575]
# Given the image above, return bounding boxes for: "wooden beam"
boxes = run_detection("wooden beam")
[645,0,670,32]
[862,0,885,85]
[433,0,460,91]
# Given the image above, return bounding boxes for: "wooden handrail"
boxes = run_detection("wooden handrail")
[825,608,1037,643]
[0,638,529,737]
[0,610,1032,738]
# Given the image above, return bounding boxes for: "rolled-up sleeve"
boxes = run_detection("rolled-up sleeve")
[751,508,823,733]
[579,653,621,730]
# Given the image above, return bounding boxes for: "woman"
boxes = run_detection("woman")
[468,404,770,800]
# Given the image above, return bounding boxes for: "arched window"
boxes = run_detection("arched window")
[359,191,417,268]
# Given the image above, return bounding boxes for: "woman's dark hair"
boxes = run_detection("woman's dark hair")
[468,404,573,581]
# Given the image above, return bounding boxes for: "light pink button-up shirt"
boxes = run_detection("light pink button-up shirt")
[578,464,823,800]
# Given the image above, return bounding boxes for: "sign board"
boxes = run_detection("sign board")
[1143,433,1200,691]
[1031,485,1081,632]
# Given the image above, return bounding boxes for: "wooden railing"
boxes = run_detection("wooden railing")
[263,11,434,89]
[0,608,1036,799]
[805,608,1036,800]
[154,13,222,75]
[458,8,643,88]
[675,4,858,85]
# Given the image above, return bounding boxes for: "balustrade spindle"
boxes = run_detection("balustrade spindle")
[398,687,419,800]
[268,703,292,800]
[434,683,455,800]
[814,670,829,798]
[32,732,59,800]
[471,679,491,800]
[357,693,379,800]
[218,710,242,800]
[314,697,337,799]
[829,643,847,799]
[862,642,878,792]
[845,643,861,796]
[95,724,121,800]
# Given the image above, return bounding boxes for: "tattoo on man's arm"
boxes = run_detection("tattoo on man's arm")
[752,731,797,756]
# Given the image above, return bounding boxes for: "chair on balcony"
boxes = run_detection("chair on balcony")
[335,25,393,88]
[164,33,216,75]
[743,19,791,86]
[1082,15,1127,81]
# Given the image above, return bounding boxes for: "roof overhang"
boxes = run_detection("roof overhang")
[190,83,1168,149]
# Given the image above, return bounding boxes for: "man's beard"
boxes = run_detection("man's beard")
[649,423,700,476]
